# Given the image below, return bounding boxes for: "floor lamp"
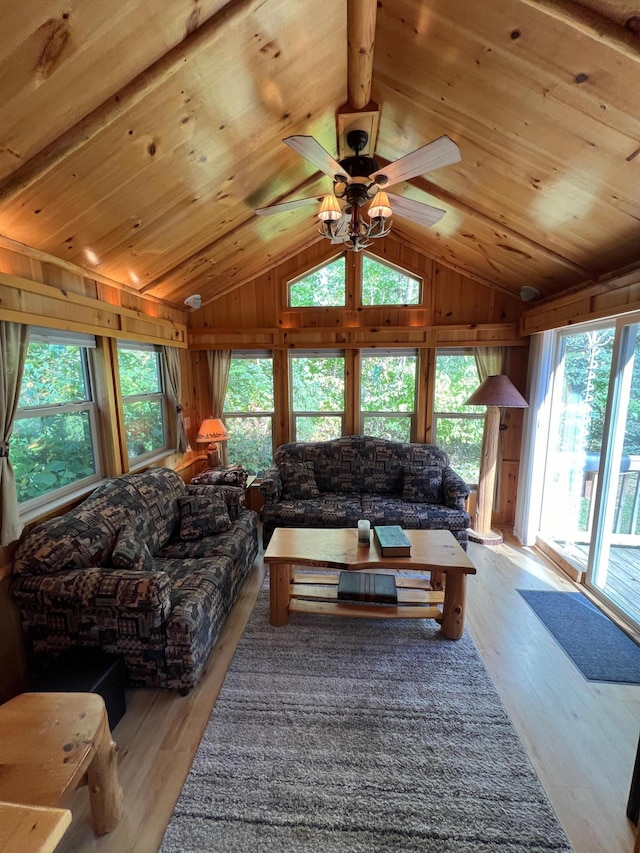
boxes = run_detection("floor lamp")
[465,375,528,546]
[196,417,229,468]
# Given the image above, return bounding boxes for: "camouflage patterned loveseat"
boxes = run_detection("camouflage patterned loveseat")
[11,467,259,692]
[260,435,471,550]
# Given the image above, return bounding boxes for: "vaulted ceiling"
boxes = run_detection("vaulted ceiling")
[1,0,639,310]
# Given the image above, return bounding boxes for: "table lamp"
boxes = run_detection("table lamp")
[465,375,528,545]
[196,417,229,467]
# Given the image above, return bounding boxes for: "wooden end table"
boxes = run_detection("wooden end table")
[263,527,476,639]
[0,692,123,836]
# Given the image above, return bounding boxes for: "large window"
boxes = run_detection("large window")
[361,254,420,305]
[118,342,167,463]
[290,352,345,440]
[433,351,484,485]
[13,329,101,507]
[223,353,275,474]
[360,350,417,440]
[289,256,346,307]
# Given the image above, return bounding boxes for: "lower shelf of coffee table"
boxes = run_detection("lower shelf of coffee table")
[289,571,445,620]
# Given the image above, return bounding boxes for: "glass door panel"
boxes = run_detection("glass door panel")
[588,323,640,625]
[539,326,615,567]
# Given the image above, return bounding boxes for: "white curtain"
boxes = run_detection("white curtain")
[0,322,29,545]
[163,347,188,452]
[207,350,232,464]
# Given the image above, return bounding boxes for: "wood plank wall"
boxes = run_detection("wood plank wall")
[189,236,529,528]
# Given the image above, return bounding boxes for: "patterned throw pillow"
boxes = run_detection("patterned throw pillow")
[278,461,320,500]
[187,483,243,520]
[191,464,248,488]
[178,492,232,540]
[402,463,442,504]
[112,525,156,572]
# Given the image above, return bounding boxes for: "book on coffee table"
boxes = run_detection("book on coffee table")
[337,571,397,604]
[374,525,411,557]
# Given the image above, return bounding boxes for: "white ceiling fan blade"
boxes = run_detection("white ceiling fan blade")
[284,136,349,181]
[370,136,461,187]
[255,195,323,216]
[387,193,446,227]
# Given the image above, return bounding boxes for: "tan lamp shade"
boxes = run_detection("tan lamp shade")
[317,194,342,222]
[196,417,229,467]
[196,417,229,444]
[465,374,528,408]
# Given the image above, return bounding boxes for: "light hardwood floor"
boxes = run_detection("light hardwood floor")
[57,532,640,853]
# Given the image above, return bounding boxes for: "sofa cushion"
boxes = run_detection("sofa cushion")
[178,493,232,540]
[361,494,470,531]
[13,513,121,576]
[401,463,442,503]
[112,526,156,572]
[187,484,243,520]
[279,461,320,499]
[261,492,363,529]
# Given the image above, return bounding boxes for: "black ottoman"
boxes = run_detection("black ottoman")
[29,647,127,730]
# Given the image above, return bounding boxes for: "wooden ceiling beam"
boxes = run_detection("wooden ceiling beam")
[347,0,377,109]
[0,232,180,308]
[0,0,265,205]
[520,0,640,62]
[374,158,599,280]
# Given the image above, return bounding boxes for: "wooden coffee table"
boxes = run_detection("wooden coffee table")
[263,527,476,639]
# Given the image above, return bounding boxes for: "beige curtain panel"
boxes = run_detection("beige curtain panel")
[163,346,189,453]
[0,322,29,546]
[207,350,232,465]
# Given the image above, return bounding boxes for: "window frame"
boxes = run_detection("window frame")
[289,349,346,441]
[360,253,422,306]
[287,254,347,308]
[359,348,418,441]
[432,348,485,487]
[117,341,169,469]
[222,351,276,474]
[14,329,103,516]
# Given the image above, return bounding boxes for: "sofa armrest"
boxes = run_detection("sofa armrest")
[11,567,171,622]
[259,467,282,503]
[441,466,470,510]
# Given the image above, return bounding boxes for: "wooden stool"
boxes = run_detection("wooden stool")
[0,692,123,835]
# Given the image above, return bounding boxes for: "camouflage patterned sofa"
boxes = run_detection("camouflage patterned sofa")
[11,467,259,692]
[260,435,471,550]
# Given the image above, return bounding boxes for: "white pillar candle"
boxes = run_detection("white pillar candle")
[357,519,370,545]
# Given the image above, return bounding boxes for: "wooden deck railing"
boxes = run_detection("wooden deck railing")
[583,454,640,542]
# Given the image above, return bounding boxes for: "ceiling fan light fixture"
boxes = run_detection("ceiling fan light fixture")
[317,193,342,221]
[368,191,392,220]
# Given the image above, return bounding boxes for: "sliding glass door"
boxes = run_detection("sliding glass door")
[537,317,640,629]
[538,324,615,563]
[588,322,640,625]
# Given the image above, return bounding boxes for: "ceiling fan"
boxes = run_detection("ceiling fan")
[255,129,461,251]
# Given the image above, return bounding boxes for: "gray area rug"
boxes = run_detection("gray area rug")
[161,588,573,852]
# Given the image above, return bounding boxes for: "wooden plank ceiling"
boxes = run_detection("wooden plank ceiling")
[0,0,639,309]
